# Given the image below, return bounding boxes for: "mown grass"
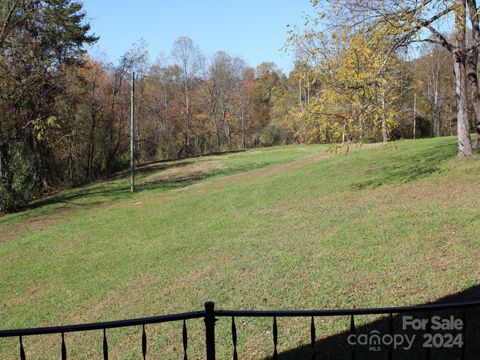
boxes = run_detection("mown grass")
[0,137,479,359]
[0,145,318,229]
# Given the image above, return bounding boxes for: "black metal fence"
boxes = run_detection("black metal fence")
[1,300,479,359]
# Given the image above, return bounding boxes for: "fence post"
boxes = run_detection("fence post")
[204,301,216,360]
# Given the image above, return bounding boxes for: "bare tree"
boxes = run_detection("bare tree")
[206,51,246,150]
[426,48,441,137]
[171,36,204,156]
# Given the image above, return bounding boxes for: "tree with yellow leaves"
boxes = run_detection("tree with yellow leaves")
[283,26,405,144]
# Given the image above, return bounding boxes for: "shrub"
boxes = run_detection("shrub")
[260,124,287,146]
[0,145,41,211]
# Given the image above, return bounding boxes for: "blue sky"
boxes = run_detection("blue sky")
[82,0,315,73]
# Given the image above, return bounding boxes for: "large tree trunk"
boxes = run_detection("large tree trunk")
[467,0,480,148]
[453,0,473,158]
[466,51,480,148]
[454,57,472,157]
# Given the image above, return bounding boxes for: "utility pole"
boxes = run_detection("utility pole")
[0,151,2,212]
[413,92,417,140]
[130,72,135,193]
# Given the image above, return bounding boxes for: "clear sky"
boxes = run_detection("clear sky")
[82,0,315,73]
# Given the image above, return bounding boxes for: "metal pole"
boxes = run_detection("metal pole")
[413,92,417,140]
[0,151,3,212]
[204,301,216,360]
[130,72,135,193]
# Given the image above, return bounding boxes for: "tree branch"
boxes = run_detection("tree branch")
[0,0,21,48]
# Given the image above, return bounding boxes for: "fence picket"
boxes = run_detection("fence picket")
[19,336,26,360]
[61,332,67,360]
[272,316,278,360]
[388,313,393,360]
[142,324,147,359]
[310,316,316,360]
[350,315,355,360]
[183,319,188,360]
[461,308,466,360]
[103,329,108,360]
[232,317,238,360]
[425,317,431,360]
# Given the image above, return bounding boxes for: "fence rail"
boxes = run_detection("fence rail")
[1,300,479,359]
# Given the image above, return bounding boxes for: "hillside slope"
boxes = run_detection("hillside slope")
[0,138,479,359]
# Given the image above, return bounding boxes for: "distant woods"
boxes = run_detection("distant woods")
[0,0,477,211]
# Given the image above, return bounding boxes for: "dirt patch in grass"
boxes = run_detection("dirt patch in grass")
[214,151,330,184]
[0,212,64,243]
[2,281,55,308]
[211,144,378,185]
[142,161,225,185]
[61,235,86,248]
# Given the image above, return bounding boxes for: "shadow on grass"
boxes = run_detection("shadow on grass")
[25,161,196,211]
[25,161,257,214]
[24,152,282,215]
[17,148,249,215]
[265,285,480,360]
[351,141,457,190]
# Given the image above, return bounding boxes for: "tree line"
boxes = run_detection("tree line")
[0,0,477,211]
[286,0,480,157]
[0,1,282,210]
[276,26,457,145]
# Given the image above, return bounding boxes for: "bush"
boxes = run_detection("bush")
[260,124,288,147]
[0,145,41,211]
[391,116,433,140]
[361,130,377,143]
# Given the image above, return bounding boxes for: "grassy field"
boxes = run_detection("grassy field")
[1,137,479,359]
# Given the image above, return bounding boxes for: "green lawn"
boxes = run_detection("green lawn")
[0,138,479,359]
